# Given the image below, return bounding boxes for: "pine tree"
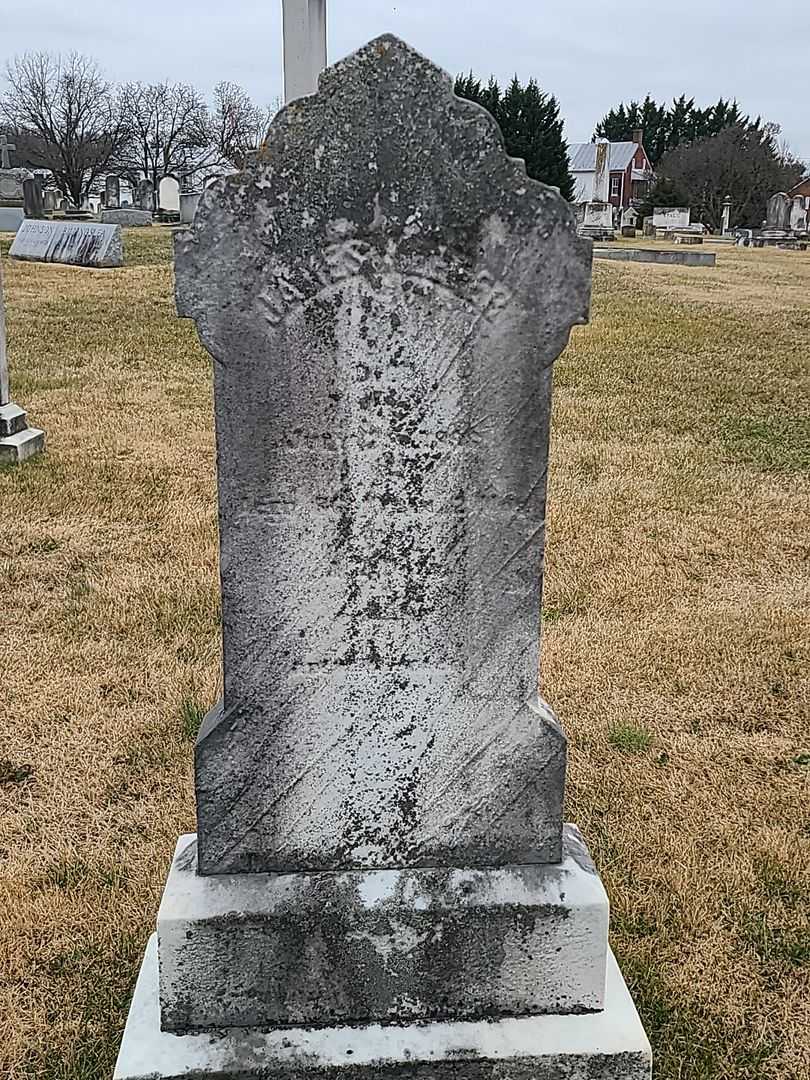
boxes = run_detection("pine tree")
[594,95,748,165]
[455,72,574,200]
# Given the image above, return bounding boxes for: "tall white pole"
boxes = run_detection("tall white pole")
[0,257,9,407]
[282,0,327,104]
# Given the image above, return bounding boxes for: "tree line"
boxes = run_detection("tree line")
[2,51,806,229]
[593,95,804,228]
[1,52,274,206]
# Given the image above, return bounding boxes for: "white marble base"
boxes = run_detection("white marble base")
[115,934,651,1080]
[157,828,609,1030]
[0,426,44,464]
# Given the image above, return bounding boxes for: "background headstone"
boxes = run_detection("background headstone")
[101,208,152,227]
[159,176,180,212]
[178,192,201,224]
[10,219,123,267]
[789,195,807,234]
[765,192,791,232]
[652,206,691,230]
[137,179,154,212]
[105,174,120,210]
[0,253,45,463]
[23,176,45,219]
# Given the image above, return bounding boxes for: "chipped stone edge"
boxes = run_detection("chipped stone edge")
[175,34,592,329]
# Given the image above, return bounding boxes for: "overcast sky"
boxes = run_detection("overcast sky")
[4,0,809,163]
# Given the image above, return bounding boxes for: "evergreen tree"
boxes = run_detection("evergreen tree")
[594,95,747,164]
[455,72,573,200]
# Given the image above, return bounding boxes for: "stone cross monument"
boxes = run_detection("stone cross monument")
[115,36,651,1080]
[0,133,31,232]
[0,134,15,169]
[0,255,45,464]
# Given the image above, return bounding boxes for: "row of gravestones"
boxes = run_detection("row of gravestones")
[7,40,658,1080]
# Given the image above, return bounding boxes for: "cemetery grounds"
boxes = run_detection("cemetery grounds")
[0,228,808,1080]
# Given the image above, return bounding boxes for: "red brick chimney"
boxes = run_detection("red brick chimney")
[632,128,644,145]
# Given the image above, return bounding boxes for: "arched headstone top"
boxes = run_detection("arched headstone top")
[177,35,591,876]
[178,35,589,344]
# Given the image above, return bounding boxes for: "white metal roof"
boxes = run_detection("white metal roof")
[569,141,639,172]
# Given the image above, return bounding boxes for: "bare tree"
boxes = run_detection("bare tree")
[645,123,805,229]
[116,81,210,202]
[210,81,274,171]
[1,52,128,206]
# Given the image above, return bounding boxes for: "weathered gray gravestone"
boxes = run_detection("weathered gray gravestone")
[136,178,154,212]
[22,176,44,219]
[115,35,650,1080]
[0,255,45,464]
[101,208,152,227]
[105,174,120,209]
[759,191,801,247]
[579,140,613,239]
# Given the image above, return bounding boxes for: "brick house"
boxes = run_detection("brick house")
[569,130,654,208]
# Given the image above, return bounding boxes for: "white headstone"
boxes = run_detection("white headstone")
[10,220,123,267]
[652,206,690,230]
[159,176,181,212]
[789,195,807,233]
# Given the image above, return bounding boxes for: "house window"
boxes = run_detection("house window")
[610,175,621,198]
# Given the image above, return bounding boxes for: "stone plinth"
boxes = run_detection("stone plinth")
[594,246,715,267]
[116,935,651,1080]
[0,207,24,232]
[579,201,614,240]
[0,403,45,464]
[159,827,608,1031]
[101,208,152,227]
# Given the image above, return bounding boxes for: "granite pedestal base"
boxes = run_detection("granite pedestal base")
[116,935,651,1080]
[0,402,44,464]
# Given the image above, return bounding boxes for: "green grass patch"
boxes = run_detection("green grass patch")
[180,696,207,740]
[608,723,653,753]
[719,415,810,473]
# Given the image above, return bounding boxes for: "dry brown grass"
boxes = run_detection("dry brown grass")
[0,231,808,1080]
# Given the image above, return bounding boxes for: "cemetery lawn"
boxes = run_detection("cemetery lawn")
[1,228,808,1080]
